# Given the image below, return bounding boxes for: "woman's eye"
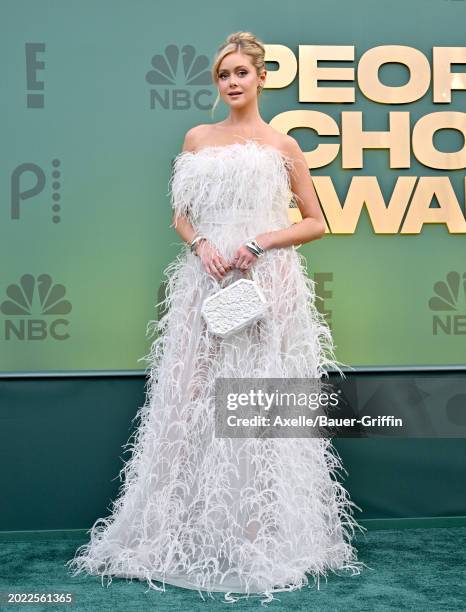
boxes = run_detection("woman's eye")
[219,71,248,79]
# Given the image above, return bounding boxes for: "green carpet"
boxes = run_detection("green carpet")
[0,527,465,611]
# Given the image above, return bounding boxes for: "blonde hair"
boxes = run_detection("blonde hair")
[210,31,266,118]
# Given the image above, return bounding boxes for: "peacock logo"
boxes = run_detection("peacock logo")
[428,271,466,335]
[145,44,213,110]
[0,274,72,340]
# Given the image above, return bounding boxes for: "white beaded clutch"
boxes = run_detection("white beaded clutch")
[201,279,269,338]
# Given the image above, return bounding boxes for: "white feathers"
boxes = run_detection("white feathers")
[65,140,367,605]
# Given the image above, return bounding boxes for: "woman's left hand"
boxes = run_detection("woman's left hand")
[230,238,266,271]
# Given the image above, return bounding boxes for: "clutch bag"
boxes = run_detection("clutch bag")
[201,278,269,338]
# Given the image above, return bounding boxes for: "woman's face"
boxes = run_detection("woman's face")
[217,52,265,106]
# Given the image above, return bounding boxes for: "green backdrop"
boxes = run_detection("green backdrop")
[1,0,465,372]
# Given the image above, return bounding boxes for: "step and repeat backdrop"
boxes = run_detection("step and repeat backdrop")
[1,0,465,371]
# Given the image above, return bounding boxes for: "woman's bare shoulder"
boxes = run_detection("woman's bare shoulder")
[267,129,296,155]
[181,124,212,152]
[184,123,235,150]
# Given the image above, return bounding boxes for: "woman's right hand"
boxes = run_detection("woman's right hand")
[196,239,232,281]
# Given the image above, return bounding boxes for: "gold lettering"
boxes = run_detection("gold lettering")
[287,176,466,234]
[342,111,411,168]
[262,44,297,88]
[270,110,340,168]
[358,45,430,103]
[264,44,466,234]
[317,176,416,234]
[298,45,355,103]
[433,47,466,103]
[401,177,466,233]
[412,112,466,169]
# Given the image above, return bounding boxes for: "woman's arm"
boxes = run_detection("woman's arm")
[170,127,200,245]
[256,136,326,250]
[171,127,232,280]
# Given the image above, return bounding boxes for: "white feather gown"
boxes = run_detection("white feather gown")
[65,139,367,604]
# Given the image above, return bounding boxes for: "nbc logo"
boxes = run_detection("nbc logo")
[428,271,466,336]
[0,274,72,340]
[145,44,213,110]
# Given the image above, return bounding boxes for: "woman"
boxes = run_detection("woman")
[66,31,367,604]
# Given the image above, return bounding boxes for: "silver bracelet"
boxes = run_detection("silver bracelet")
[245,239,265,257]
[190,235,207,255]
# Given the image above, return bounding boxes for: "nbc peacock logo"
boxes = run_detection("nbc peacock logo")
[428,271,466,336]
[145,44,213,110]
[0,274,72,340]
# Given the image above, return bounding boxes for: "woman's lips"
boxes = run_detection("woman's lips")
[229,92,242,97]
